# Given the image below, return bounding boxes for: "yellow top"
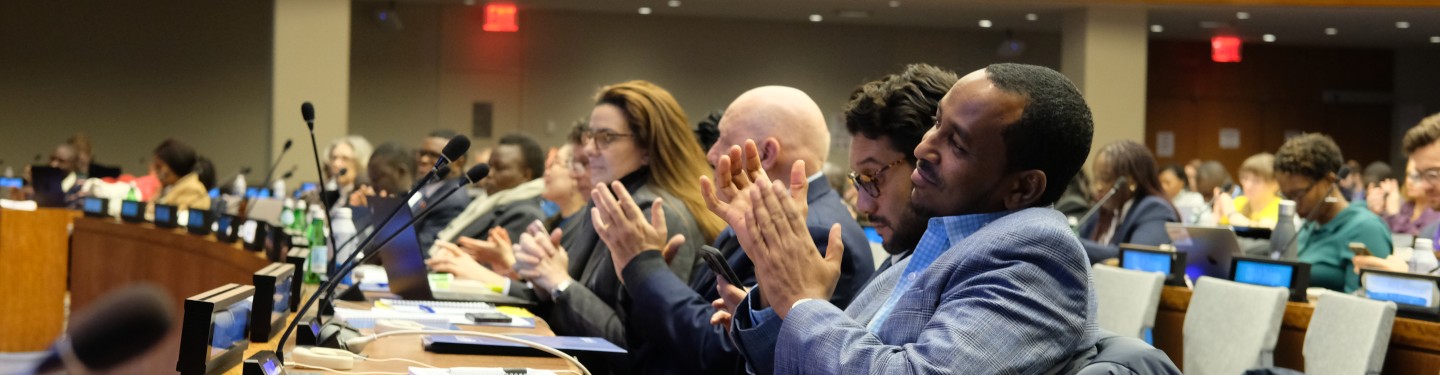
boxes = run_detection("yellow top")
[1231,195,1280,228]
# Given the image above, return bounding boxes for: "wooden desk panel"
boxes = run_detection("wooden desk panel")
[69,217,270,313]
[0,208,79,351]
[1153,286,1440,374]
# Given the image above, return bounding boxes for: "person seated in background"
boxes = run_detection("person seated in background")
[429,134,548,260]
[1276,133,1391,292]
[589,84,876,374]
[194,156,216,192]
[1340,159,1365,202]
[411,130,470,252]
[1215,153,1282,228]
[510,80,722,374]
[1370,161,1440,236]
[1159,163,1205,224]
[323,135,373,207]
[1357,114,1440,274]
[1078,140,1179,264]
[67,133,121,179]
[45,143,86,208]
[350,143,416,231]
[1359,161,1393,200]
[151,139,211,210]
[1055,169,1092,222]
[1195,160,1234,204]
[427,126,596,292]
[719,63,1100,375]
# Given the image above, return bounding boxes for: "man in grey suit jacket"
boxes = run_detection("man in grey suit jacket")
[718,63,1100,374]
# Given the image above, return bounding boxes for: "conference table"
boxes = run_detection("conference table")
[1153,285,1440,373]
[67,216,576,374]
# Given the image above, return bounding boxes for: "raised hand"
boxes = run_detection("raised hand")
[733,160,840,319]
[591,181,686,282]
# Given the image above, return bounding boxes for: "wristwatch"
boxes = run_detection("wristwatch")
[550,280,572,300]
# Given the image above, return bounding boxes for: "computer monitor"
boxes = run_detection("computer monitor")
[1361,269,1440,321]
[1228,255,1310,302]
[1165,224,1243,281]
[178,283,254,375]
[120,200,145,223]
[1118,244,1187,286]
[187,209,212,235]
[249,263,295,341]
[82,197,110,218]
[154,204,180,229]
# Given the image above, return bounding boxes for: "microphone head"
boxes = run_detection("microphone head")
[338,168,348,177]
[239,167,252,175]
[282,139,293,152]
[464,164,490,184]
[282,171,294,180]
[301,102,316,129]
[1112,176,1129,190]
[64,284,174,371]
[441,135,471,163]
[1336,166,1352,180]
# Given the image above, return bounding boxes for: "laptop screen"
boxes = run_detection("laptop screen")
[1122,250,1172,275]
[1233,259,1294,288]
[1364,272,1438,308]
[369,197,432,300]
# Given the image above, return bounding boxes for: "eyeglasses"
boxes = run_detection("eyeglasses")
[1410,168,1440,187]
[1280,181,1317,201]
[848,159,908,198]
[581,129,633,149]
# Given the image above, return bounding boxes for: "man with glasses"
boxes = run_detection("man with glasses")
[1274,133,1391,292]
[594,85,873,373]
[1357,113,1440,274]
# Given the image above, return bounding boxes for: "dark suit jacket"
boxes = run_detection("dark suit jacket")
[414,178,469,256]
[1078,195,1179,264]
[617,179,875,374]
[453,196,546,242]
[532,170,706,375]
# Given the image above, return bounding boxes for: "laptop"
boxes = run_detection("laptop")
[1165,223,1243,281]
[369,197,535,307]
[29,165,68,207]
[1360,269,1440,321]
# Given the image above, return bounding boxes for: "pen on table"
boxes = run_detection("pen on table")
[418,304,436,314]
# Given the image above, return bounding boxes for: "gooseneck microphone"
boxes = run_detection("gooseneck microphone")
[1077,176,1129,229]
[32,284,173,374]
[1278,166,1352,258]
[258,139,293,194]
[299,102,343,311]
[412,135,471,193]
[273,141,476,363]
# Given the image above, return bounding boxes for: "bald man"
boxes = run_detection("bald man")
[605,86,873,374]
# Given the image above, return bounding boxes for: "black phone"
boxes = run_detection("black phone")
[465,312,512,324]
[700,245,744,287]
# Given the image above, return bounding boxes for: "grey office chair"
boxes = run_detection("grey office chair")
[1092,264,1165,342]
[1183,276,1288,375]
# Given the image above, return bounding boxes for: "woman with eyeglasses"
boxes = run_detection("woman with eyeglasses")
[510,80,723,374]
[1077,140,1180,264]
[1274,133,1392,293]
[1365,161,1440,236]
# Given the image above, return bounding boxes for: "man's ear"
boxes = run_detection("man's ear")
[761,138,782,171]
[1004,170,1048,210]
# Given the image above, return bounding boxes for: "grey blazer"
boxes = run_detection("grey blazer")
[735,208,1099,374]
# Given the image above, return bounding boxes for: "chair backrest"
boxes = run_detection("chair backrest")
[1075,330,1183,375]
[1304,291,1397,375]
[1092,264,1165,340]
[1183,276,1288,375]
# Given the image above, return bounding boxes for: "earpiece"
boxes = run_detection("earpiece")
[292,346,356,370]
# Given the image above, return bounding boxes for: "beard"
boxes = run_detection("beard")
[881,205,930,255]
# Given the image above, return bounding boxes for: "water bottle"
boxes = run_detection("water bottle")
[304,209,328,284]
[1269,200,1298,259]
[279,198,295,231]
[1412,238,1437,275]
[331,207,357,269]
[293,200,308,233]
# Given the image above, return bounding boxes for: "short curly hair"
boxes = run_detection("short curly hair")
[843,63,958,163]
[1403,112,1440,156]
[1274,133,1344,181]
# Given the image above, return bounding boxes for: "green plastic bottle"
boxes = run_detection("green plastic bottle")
[303,214,328,284]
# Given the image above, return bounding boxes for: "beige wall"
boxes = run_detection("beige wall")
[0,0,272,181]
[274,0,352,184]
[348,5,1062,165]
